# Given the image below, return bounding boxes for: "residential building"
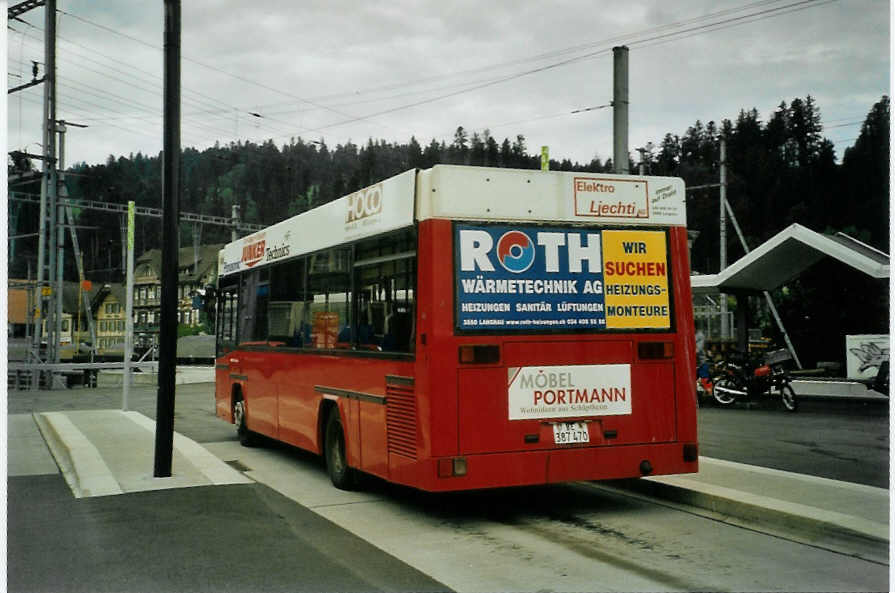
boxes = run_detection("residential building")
[132,243,223,349]
[95,284,127,353]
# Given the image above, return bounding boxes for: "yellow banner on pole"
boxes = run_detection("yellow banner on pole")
[127,201,135,249]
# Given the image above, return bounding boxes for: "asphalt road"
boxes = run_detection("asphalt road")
[8,382,889,592]
[697,398,889,488]
[8,383,448,593]
[9,475,449,593]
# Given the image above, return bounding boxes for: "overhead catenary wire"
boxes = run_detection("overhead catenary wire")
[50,0,834,122]
[10,0,850,162]
[9,19,292,143]
[258,0,841,140]
[10,29,259,132]
[246,0,793,113]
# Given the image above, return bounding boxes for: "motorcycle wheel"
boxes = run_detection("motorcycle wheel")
[713,377,738,406]
[778,384,798,412]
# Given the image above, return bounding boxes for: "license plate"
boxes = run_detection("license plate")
[552,422,590,445]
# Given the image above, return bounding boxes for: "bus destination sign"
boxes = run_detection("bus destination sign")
[455,224,671,332]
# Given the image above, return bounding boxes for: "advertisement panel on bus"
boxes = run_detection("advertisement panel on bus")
[455,223,672,332]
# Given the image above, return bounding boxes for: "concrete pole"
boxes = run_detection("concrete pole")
[192,223,201,275]
[719,136,729,341]
[231,203,240,242]
[612,46,629,175]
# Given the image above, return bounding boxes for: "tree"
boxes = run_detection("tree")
[655,133,680,174]
[450,126,469,164]
[421,139,442,168]
[841,95,890,249]
[470,132,485,166]
[484,130,499,167]
[499,138,512,167]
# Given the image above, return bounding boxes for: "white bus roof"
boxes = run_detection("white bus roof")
[218,165,686,277]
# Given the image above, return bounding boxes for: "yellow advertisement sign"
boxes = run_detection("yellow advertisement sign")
[601,230,671,329]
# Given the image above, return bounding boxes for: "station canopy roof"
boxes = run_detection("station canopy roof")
[691,223,889,294]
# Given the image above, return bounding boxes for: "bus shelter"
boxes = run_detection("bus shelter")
[690,223,889,359]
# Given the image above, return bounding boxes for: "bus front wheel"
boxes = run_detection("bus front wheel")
[325,410,358,490]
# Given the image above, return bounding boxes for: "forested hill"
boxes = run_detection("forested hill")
[8,94,889,365]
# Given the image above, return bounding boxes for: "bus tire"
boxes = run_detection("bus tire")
[234,395,258,447]
[325,409,358,490]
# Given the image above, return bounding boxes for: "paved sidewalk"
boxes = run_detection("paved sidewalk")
[33,409,251,497]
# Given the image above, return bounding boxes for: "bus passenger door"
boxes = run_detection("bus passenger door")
[239,349,279,439]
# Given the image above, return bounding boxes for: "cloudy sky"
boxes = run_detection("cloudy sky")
[6,0,890,169]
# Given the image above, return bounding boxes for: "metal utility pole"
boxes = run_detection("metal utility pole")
[155,0,181,478]
[612,46,629,175]
[54,121,68,364]
[32,0,57,388]
[64,203,96,351]
[719,136,729,341]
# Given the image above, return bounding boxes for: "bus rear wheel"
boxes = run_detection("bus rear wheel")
[234,397,257,447]
[325,410,358,490]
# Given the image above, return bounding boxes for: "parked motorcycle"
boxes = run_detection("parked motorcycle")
[696,359,724,401]
[713,348,797,412]
[696,362,715,398]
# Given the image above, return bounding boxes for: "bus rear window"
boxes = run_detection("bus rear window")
[454,223,672,333]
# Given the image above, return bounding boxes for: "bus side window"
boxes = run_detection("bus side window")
[308,247,352,350]
[216,281,240,355]
[383,308,413,353]
[352,228,416,355]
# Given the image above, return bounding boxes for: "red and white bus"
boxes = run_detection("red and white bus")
[215,165,698,491]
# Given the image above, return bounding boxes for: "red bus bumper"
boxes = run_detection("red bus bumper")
[389,442,698,492]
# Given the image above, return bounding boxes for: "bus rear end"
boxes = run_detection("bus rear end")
[404,166,697,491]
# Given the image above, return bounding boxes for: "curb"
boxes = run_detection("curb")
[33,412,124,498]
[615,476,888,544]
[593,465,890,565]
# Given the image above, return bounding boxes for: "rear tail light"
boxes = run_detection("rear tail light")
[437,458,453,478]
[459,344,500,364]
[437,457,467,478]
[638,341,674,359]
